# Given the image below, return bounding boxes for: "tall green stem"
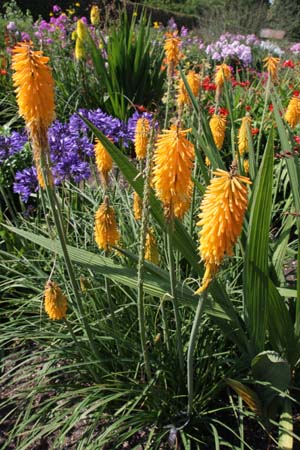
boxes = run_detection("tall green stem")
[187,292,207,417]
[40,152,101,363]
[136,128,156,381]
[104,250,120,353]
[167,227,184,373]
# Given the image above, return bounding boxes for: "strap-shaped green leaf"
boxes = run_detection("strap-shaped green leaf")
[244,128,274,353]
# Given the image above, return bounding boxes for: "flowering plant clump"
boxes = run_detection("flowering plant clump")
[205,33,260,66]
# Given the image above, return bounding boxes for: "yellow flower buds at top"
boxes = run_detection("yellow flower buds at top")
[11,42,55,189]
[90,5,100,25]
[209,114,227,150]
[94,197,120,251]
[134,117,150,160]
[76,19,88,41]
[11,42,55,131]
[263,56,280,81]
[133,191,142,221]
[238,116,252,155]
[164,33,181,75]
[285,96,300,128]
[145,228,159,265]
[177,70,201,107]
[94,137,113,185]
[214,63,231,88]
[196,164,251,294]
[153,124,195,220]
[44,281,67,320]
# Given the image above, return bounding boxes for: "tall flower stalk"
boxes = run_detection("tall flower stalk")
[136,126,157,381]
[11,41,101,368]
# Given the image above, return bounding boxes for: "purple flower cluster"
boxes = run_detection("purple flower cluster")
[290,43,300,55]
[0,131,27,163]
[206,33,260,66]
[11,109,150,202]
[34,13,71,46]
[13,167,39,203]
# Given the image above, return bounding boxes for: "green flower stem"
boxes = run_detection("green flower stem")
[161,300,170,352]
[187,292,207,417]
[136,128,156,381]
[64,318,98,380]
[167,226,184,374]
[40,151,101,363]
[295,222,300,337]
[256,76,271,164]
[164,72,173,129]
[104,249,120,353]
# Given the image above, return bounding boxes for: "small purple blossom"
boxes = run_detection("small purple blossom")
[53,5,61,13]
[7,21,17,32]
[290,43,300,54]
[13,167,38,203]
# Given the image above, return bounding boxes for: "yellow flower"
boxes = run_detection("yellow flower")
[75,37,85,60]
[164,33,181,74]
[263,56,280,81]
[90,5,100,26]
[177,70,201,107]
[44,281,67,320]
[238,116,252,155]
[134,117,150,160]
[153,21,160,29]
[11,42,55,188]
[153,124,194,220]
[145,228,159,265]
[94,138,113,185]
[285,96,300,128]
[133,191,142,221]
[209,114,227,150]
[76,19,88,41]
[94,197,120,251]
[214,63,231,88]
[243,159,249,174]
[196,164,251,294]
[11,42,55,131]
[75,2,80,6]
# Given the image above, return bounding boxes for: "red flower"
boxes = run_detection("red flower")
[269,104,274,112]
[251,128,259,135]
[245,105,251,111]
[0,69,7,76]
[293,90,300,97]
[282,60,295,69]
[294,136,300,144]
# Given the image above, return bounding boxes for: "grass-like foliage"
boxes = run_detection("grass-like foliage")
[1,2,300,449]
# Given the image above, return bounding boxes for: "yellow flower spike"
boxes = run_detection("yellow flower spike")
[133,191,142,221]
[44,281,67,320]
[263,55,280,81]
[76,19,88,41]
[285,96,300,128]
[94,137,113,185]
[11,42,55,188]
[90,5,100,26]
[11,42,55,131]
[195,163,251,294]
[177,70,201,107]
[209,114,227,150]
[145,228,159,265]
[238,116,252,155]
[134,117,150,160]
[164,33,181,74]
[75,38,85,60]
[94,197,120,251]
[214,63,231,88]
[153,124,195,220]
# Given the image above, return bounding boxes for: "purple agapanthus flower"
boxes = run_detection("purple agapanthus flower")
[13,167,38,203]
